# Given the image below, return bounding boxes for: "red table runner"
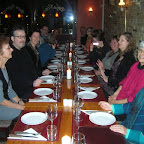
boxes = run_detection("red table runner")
[72,112,116,134]
[78,127,126,144]
[11,110,62,141]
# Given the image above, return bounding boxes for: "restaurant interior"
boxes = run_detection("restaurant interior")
[0,0,144,144]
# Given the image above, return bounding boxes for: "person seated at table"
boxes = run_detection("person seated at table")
[98,32,136,97]
[0,35,24,120]
[89,31,111,70]
[38,25,49,47]
[26,28,51,75]
[99,86,144,144]
[84,27,94,52]
[80,26,87,47]
[6,24,42,100]
[38,33,56,67]
[95,35,119,76]
[107,41,144,104]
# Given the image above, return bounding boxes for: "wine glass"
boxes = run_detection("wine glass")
[53,76,60,99]
[47,104,58,125]
[71,132,86,144]
[73,97,84,121]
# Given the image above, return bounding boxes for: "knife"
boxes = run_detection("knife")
[15,131,41,136]
[9,134,38,138]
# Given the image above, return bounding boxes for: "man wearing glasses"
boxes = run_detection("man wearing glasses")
[6,24,42,100]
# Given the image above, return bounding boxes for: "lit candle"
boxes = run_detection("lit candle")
[67,69,71,79]
[70,42,73,48]
[67,79,71,89]
[69,52,72,58]
[62,135,71,144]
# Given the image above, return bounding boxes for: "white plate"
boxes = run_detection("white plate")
[79,77,93,83]
[55,53,63,57]
[21,112,47,125]
[34,88,54,96]
[56,51,62,54]
[58,46,65,50]
[89,112,116,126]
[47,65,58,70]
[80,87,100,91]
[77,51,84,54]
[40,75,54,84]
[78,91,97,99]
[78,60,86,65]
[81,66,94,71]
[51,59,61,63]
[77,55,87,59]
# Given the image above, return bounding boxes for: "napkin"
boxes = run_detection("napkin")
[81,110,111,115]
[80,86,100,91]
[29,96,57,102]
[8,128,47,141]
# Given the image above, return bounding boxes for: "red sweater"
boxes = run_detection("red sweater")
[117,61,144,102]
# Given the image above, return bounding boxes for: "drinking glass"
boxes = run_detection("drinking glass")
[47,104,58,125]
[47,125,57,141]
[71,132,86,144]
[73,97,84,121]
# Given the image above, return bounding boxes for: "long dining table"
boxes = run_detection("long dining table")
[6,45,126,144]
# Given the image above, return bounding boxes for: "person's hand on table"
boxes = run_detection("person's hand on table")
[19,100,25,106]
[98,101,112,111]
[42,69,51,75]
[110,125,127,136]
[33,78,43,87]
[108,98,119,104]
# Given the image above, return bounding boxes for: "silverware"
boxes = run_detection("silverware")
[15,131,41,136]
[9,134,38,138]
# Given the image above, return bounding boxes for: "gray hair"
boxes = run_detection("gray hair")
[138,41,144,49]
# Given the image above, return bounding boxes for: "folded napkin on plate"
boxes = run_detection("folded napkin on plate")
[81,110,111,115]
[80,86,100,91]
[8,128,47,141]
[29,96,57,102]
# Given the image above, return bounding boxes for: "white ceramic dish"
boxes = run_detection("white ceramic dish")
[21,112,47,125]
[89,112,116,126]
[78,91,97,99]
[33,88,54,96]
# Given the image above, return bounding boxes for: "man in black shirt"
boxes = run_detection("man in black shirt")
[6,25,42,100]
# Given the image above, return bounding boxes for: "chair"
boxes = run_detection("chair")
[0,120,14,141]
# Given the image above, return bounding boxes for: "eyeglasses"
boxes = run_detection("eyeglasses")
[138,49,144,54]
[14,35,26,39]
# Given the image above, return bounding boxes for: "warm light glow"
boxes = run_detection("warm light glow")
[62,135,71,144]
[8,15,11,18]
[119,0,125,6]
[55,12,59,17]
[89,7,93,12]
[18,13,21,18]
[42,12,46,18]
[5,13,8,18]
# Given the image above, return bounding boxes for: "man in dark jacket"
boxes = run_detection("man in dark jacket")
[6,24,42,100]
